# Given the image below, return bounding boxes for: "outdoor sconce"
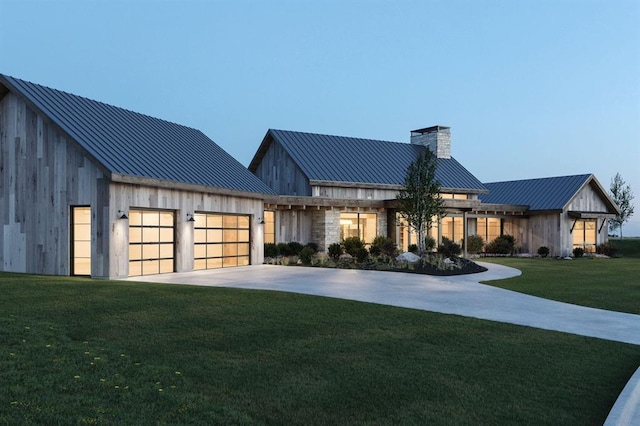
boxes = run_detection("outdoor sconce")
[117,210,128,220]
[258,217,265,224]
[187,213,195,222]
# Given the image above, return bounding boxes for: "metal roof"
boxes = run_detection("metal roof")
[0,74,276,196]
[250,129,487,192]
[479,174,593,211]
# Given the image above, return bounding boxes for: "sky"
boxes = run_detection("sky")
[1,0,639,235]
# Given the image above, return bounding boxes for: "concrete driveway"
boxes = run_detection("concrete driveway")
[122,262,640,425]
[123,262,640,346]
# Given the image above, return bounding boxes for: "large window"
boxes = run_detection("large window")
[340,213,377,243]
[441,217,464,243]
[71,206,91,276]
[129,210,175,276]
[264,211,275,244]
[397,215,438,252]
[573,220,596,253]
[194,213,250,270]
[477,218,501,245]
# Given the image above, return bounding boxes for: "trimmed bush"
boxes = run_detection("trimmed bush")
[287,242,304,256]
[369,245,382,256]
[304,242,319,253]
[408,244,419,254]
[354,247,369,263]
[328,243,343,260]
[537,246,550,258]
[597,242,618,257]
[573,247,585,258]
[276,242,290,256]
[299,247,314,265]
[465,235,484,255]
[486,235,516,255]
[264,243,279,258]
[438,237,461,257]
[343,236,365,257]
[424,236,436,252]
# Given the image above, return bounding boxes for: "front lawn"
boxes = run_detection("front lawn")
[1,273,638,424]
[480,240,640,315]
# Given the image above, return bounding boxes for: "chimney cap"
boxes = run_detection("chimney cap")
[410,125,450,135]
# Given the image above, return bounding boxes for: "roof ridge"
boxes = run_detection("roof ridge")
[270,128,408,146]
[484,173,592,185]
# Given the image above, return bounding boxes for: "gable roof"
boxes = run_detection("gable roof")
[479,174,618,212]
[0,74,275,196]
[249,129,487,193]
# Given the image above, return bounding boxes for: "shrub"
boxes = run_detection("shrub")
[573,247,585,258]
[597,242,618,257]
[486,235,516,255]
[304,242,319,253]
[299,247,315,265]
[343,236,365,257]
[438,237,461,257]
[369,245,382,256]
[264,243,279,258]
[276,242,290,256]
[381,239,397,257]
[354,247,369,263]
[287,241,304,256]
[328,243,343,260]
[408,244,419,254]
[537,246,550,258]
[424,236,436,252]
[465,235,484,254]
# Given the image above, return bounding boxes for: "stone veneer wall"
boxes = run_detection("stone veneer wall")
[311,210,341,251]
[410,128,451,159]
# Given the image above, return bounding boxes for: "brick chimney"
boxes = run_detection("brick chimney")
[410,125,451,159]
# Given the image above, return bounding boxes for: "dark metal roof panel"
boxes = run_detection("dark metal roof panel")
[479,174,592,211]
[269,129,487,191]
[0,74,276,195]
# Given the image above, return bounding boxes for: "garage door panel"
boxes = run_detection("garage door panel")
[129,210,175,276]
[194,213,251,270]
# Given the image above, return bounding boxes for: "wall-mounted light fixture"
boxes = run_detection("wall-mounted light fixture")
[117,210,128,220]
[187,213,195,222]
[258,217,265,224]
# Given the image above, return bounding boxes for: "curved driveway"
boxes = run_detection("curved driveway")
[124,262,640,346]
[124,263,640,425]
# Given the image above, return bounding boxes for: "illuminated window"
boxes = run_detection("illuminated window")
[71,206,91,276]
[477,218,501,245]
[264,211,275,244]
[340,213,377,243]
[573,220,596,253]
[129,210,175,276]
[441,217,464,243]
[397,214,438,252]
[194,213,251,270]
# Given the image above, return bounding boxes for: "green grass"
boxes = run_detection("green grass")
[1,273,638,424]
[481,239,640,315]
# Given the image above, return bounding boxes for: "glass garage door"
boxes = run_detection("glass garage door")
[193,213,250,270]
[129,210,175,276]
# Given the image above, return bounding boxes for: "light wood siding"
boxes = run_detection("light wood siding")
[272,210,314,245]
[253,140,311,196]
[561,182,610,256]
[109,182,264,278]
[0,93,108,276]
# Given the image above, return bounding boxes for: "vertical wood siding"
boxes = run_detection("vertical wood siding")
[253,140,311,196]
[0,93,107,275]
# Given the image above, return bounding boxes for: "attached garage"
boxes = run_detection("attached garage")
[0,74,275,278]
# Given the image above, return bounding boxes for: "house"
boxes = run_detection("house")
[0,74,275,278]
[249,127,620,257]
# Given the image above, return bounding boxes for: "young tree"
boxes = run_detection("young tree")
[609,173,635,238]
[396,149,445,254]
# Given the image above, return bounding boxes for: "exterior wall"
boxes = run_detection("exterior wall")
[108,182,265,279]
[311,209,340,251]
[270,209,314,246]
[253,139,311,196]
[563,183,610,255]
[0,93,109,276]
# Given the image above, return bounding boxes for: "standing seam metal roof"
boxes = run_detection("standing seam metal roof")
[260,129,487,191]
[0,74,276,195]
[479,174,593,211]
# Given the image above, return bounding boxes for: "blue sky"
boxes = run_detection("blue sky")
[2,0,639,235]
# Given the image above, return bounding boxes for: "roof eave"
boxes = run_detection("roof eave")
[247,130,275,172]
[110,174,272,199]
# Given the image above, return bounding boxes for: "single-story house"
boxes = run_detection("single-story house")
[249,127,619,257]
[0,74,275,278]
